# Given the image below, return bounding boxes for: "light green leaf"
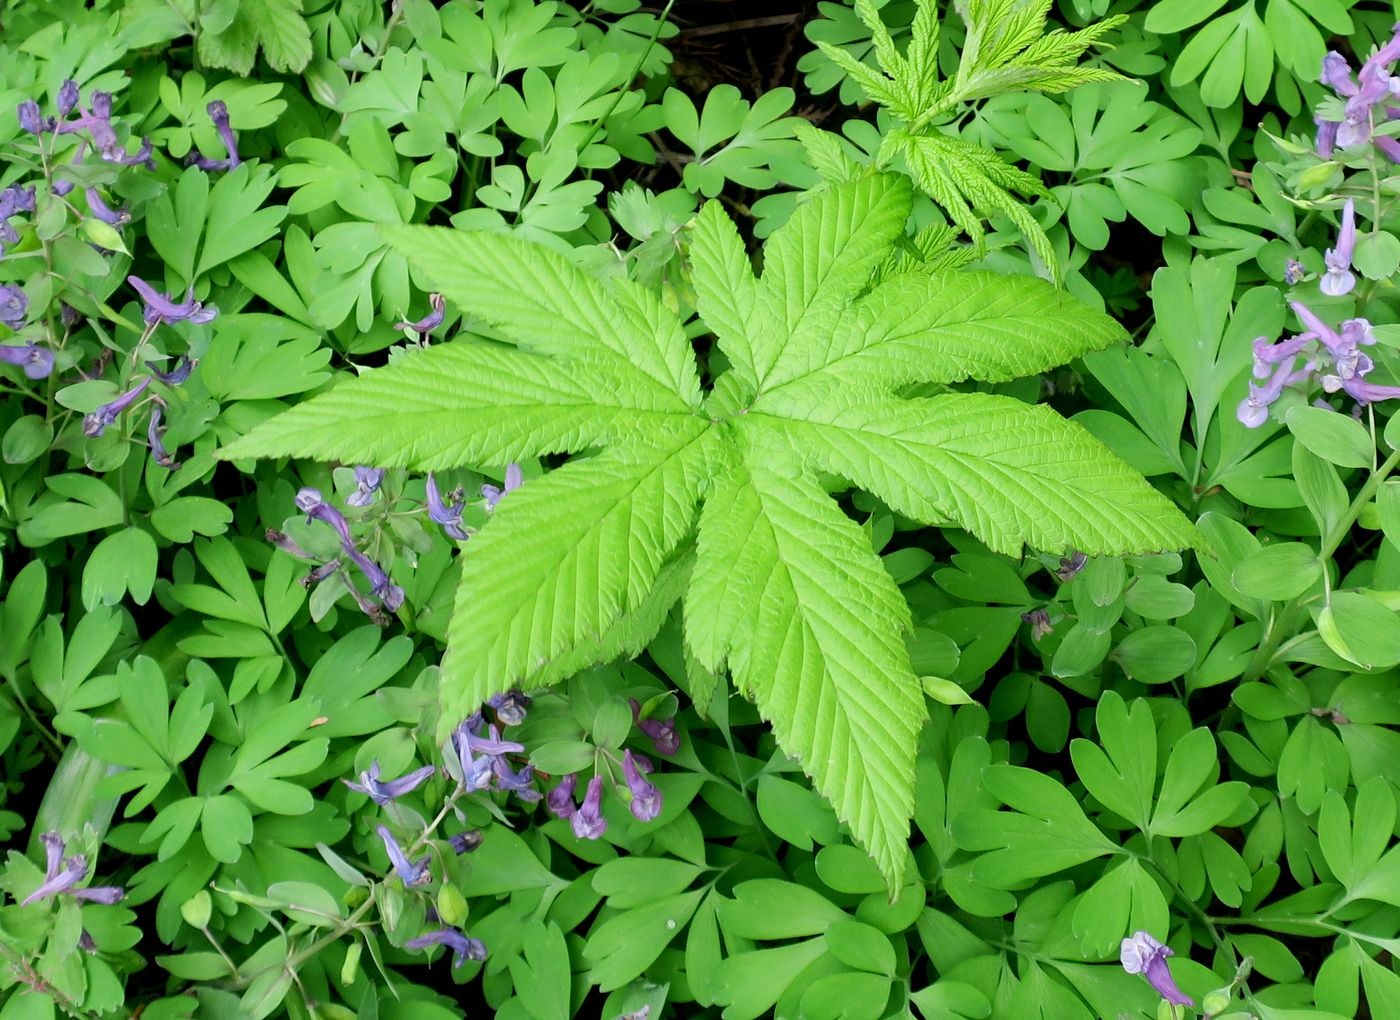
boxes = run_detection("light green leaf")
[220,341,695,469]
[751,390,1197,556]
[382,224,701,408]
[686,456,926,888]
[439,427,713,722]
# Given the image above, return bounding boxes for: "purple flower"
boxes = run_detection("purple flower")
[452,719,521,793]
[127,276,218,325]
[546,774,578,819]
[83,377,151,437]
[1321,199,1357,297]
[0,185,35,219]
[1054,551,1087,581]
[487,690,531,726]
[1238,358,1315,428]
[301,560,342,587]
[622,750,663,821]
[492,757,542,802]
[404,926,488,967]
[189,101,241,172]
[343,546,404,612]
[570,776,608,840]
[150,356,195,386]
[1322,51,1358,96]
[1316,116,1339,159]
[295,488,353,545]
[57,80,79,118]
[1121,931,1193,1007]
[0,285,28,328]
[345,466,384,508]
[395,293,445,336]
[426,473,469,540]
[629,698,679,756]
[21,833,124,907]
[147,402,178,470]
[448,830,483,854]
[375,825,431,887]
[1284,258,1306,286]
[17,100,44,135]
[84,188,128,227]
[344,761,436,805]
[1021,608,1053,640]
[481,463,523,511]
[0,344,53,379]
[1324,374,1400,406]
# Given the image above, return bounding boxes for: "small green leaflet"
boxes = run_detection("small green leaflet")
[220,172,1195,887]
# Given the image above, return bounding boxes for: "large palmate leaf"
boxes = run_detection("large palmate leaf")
[220,172,1194,886]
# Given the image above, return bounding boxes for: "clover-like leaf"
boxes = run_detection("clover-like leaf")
[219,172,1195,888]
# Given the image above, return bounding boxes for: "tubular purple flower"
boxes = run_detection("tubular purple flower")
[148,403,178,470]
[481,463,523,511]
[127,276,218,325]
[1055,551,1088,581]
[395,293,445,335]
[1021,608,1053,640]
[295,488,354,545]
[622,750,663,821]
[492,757,542,802]
[344,761,436,805]
[1238,359,1315,428]
[57,80,79,118]
[151,357,195,386]
[17,100,44,135]
[1333,376,1400,405]
[209,102,240,166]
[1367,22,1400,73]
[0,285,28,328]
[375,825,431,887]
[1284,258,1306,285]
[301,560,341,587]
[546,774,578,819]
[0,344,53,379]
[1321,199,1357,297]
[464,723,526,757]
[0,185,35,218]
[426,473,469,540]
[1316,117,1339,159]
[448,830,483,854]
[570,776,608,840]
[345,466,385,508]
[629,698,680,755]
[405,927,488,967]
[1254,332,1314,375]
[1377,135,1400,163]
[343,546,404,611]
[1291,301,1347,357]
[84,188,129,227]
[1322,51,1358,95]
[21,855,88,905]
[21,834,126,907]
[487,690,531,726]
[84,377,151,437]
[1121,931,1193,1007]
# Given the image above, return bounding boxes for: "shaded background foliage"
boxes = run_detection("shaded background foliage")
[4,1,1400,1019]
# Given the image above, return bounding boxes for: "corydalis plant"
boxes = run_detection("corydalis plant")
[219,174,1194,884]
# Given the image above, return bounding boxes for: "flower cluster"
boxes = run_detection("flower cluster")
[23,82,155,169]
[545,699,680,839]
[0,182,35,253]
[20,832,125,907]
[293,488,405,620]
[354,694,538,970]
[1316,24,1400,160]
[1238,300,1400,427]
